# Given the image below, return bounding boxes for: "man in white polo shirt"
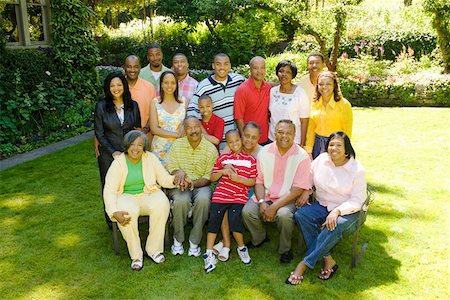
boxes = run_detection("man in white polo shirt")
[297,52,326,103]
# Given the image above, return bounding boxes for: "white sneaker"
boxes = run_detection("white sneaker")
[188,246,201,257]
[203,253,218,273]
[171,244,184,256]
[237,246,251,265]
[212,241,223,255]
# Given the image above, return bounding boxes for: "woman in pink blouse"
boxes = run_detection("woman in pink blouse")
[286,131,366,285]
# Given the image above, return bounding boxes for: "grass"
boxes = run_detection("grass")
[1,107,449,299]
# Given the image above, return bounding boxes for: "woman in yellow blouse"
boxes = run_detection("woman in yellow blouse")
[305,71,352,159]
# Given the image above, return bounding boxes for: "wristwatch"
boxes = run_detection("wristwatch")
[258,198,265,204]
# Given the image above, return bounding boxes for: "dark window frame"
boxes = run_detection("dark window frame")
[3,0,51,48]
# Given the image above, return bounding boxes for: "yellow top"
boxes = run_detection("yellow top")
[103,152,176,219]
[305,95,353,153]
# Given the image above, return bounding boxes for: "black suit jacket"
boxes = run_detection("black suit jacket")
[94,99,141,156]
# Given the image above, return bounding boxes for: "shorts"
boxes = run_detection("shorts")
[207,202,244,234]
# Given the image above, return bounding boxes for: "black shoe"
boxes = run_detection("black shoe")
[280,249,293,264]
[246,236,270,249]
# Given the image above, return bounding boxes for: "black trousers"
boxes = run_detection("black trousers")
[98,149,114,229]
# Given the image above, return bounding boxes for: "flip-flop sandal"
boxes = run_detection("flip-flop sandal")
[131,258,143,271]
[285,272,303,285]
[218,247,230,262]
[213,241,223,255]
[150,253,166,264]
[318,264,338,280]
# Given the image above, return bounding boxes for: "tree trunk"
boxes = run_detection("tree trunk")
[433,11,450,73]
[329,10,346,72]
[205,20,221,42]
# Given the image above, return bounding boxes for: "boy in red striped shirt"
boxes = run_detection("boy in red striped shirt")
[203,129,257,273]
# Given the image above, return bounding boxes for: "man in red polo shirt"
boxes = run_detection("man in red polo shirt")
[234,56,271,144]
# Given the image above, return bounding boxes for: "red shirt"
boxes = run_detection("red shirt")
[201,113,224,151]
[212,151,257,204]
[234,78,271,143]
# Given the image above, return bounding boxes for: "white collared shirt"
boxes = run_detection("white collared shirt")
[312,153,367,215]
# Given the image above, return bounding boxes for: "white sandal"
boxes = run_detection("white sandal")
[150,253,166,264]
[212,241,223,255]
[131,258,143,271]
[218,247,230,262]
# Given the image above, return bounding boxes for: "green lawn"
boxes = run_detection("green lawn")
[1,108,449,299]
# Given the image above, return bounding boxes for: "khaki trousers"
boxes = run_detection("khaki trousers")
[116,190,170,260]
[169,186,212,245]
[242,200,296,254]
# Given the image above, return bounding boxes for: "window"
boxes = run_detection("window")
[1,0,51,48]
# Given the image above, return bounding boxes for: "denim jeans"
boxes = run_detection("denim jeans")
[294,201,359,268]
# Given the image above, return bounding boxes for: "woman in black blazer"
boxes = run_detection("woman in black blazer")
[95,72,141,228]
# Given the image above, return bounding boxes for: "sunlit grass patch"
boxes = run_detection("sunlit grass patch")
[0,108,449,299]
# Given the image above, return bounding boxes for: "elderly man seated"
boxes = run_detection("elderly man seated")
[242,119,312,263]
[166,116,219,257]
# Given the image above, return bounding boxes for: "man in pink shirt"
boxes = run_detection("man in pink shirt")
[234,56,271,144]
[172,53,198,107]
[242,119,312,263]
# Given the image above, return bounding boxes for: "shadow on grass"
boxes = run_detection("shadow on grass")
[0,140,401,299]
[368,181,405,197]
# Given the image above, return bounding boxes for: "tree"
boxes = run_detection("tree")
[156,0,253,41]
[85,0,156,30]
[423,0,450,73]
[155,0,284,66]
[51,0,100,101]
[257,0,363,71]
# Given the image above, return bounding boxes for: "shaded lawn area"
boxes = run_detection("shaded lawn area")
[0,107,449,299]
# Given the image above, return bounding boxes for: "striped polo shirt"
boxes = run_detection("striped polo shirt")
[256,142,312,203]
[187,73,245,148]
[167,137,218,181]
[212,151,257,204]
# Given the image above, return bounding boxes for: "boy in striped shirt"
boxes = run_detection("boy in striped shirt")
[203,130,257,273]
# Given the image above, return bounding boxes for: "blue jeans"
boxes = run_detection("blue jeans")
[294,201,359,269]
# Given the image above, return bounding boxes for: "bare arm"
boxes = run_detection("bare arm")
[201,125,220,145]
[210,170,223,182]
[273,187,303,210]
[254,183,265,202]
[300,117,309,146]
[236,119,245,136]
[192,178,211,188]
[230,173,256,187]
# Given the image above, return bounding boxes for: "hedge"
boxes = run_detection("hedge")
[340,77,450,107]
[0,0,99,159]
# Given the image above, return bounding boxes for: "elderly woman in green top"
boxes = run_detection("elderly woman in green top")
[104,130,179,270]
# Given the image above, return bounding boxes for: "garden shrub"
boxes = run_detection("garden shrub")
[0,0,100,159]
[217,10,284,67]
[0,48,92,158]
[96,11,284,70]
[337,55,392,80]
[51,0,100,103]
[340,30,437,60]
[337,52,442,80]
[340,77,450,107]
[97,21,219,69]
